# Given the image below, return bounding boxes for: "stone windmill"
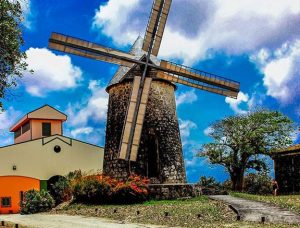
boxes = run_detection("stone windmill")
[48,0,240,184]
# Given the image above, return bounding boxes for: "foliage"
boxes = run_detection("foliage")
[0,0,30,110]
[68,171,149,204]
[243,172,272,195]
[112,174,149,204]
[199,176,226,195]
[20,189,55,214]
[71,174,113,204]
[199,176,222,189]
[198,109,295,191]
[231,192,300,214]
[222,179,233,190]
[49,176,72,205]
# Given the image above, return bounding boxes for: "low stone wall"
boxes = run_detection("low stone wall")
[148,184,202,200]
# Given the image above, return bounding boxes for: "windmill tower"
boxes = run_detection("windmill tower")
[48,0,240,184]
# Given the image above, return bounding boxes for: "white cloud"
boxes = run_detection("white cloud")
[92,0,141,45]
[23,48,82,97]
[225,91,249,114]
[20,0,33,29]
[251,40,300,103]
[66,80,108,127]
[92,0,300,64]
[70,127,93,138]
[0,107,22,147]
[179,119,197,139]
[176,89,198,106]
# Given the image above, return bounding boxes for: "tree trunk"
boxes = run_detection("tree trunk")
[230,168,244,191]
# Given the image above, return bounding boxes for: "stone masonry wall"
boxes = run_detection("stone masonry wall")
[104,66,186,184]
[274,154,300,193]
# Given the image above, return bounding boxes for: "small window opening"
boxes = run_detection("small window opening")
[1,197,11,208]
[42,123,51,136]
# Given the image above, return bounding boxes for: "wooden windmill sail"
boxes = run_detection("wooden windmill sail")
[48,0,240,162]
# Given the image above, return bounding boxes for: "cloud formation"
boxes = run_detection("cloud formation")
[250,40,300,103]
[92,0,142,46]
[92,0,300,64]
[66,80,108,127]
[179,119,197,139]
[176,89,198,106]
[225,91,249,114]
[23,48,82,97]
[0,107,22,146]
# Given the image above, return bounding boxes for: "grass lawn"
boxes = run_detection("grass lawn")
[49,196,298,227]
[231,192,300,214]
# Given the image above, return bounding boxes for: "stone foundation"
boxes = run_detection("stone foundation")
[148,184,202,200]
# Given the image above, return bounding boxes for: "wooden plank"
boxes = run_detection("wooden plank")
[156,72,238,98]
[49,33,135,67]
[159,60,240,92]
[118,77,141,160]
[142,0,172,55]
[129,77,152,161]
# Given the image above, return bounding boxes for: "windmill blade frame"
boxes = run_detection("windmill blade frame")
[156,71,238,98]
[158,60,240,94]
[142,0,172,56]
[49,33,138,67]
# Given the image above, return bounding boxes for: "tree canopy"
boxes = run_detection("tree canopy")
[0,0,29,110]
[198,109,295,191]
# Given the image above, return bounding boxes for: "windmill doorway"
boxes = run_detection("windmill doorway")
[147,129,160,180]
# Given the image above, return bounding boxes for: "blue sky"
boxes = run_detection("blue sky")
[1,0,299,183]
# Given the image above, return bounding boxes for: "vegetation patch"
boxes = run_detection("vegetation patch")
[49,196,296,227]
[20,189,55,214]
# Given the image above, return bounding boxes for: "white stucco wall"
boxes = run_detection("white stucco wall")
[0,135,104,180]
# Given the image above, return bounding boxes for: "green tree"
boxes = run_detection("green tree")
[0,0,29,110]
[198,109,295,191]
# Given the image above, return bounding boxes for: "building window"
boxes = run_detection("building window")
[42,123,51,136]
[1,197,11,208]
[14,128,21,138]
[22,121,30,133]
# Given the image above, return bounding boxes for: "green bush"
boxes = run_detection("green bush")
[20,189,55,214]
[71,175,112,204]
[243,172,272,195]
[49,177,72,205]
[198,176,227,195]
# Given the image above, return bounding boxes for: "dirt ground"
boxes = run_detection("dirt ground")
[0,214,164,228]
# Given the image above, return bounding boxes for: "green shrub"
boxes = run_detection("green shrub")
[198,176,227,195]
[49,177,72,205]
[20,189,55,214]
[222,179,232,190]
[71,175,112,204]
[243,172,272,195]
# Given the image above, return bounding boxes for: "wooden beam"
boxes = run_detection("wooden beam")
[159,60,240,93]
[156,71,238,98]
[49,32,137,67]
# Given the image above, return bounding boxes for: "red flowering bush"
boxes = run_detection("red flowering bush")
[68,171,149,204]
[112,175,150,204]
